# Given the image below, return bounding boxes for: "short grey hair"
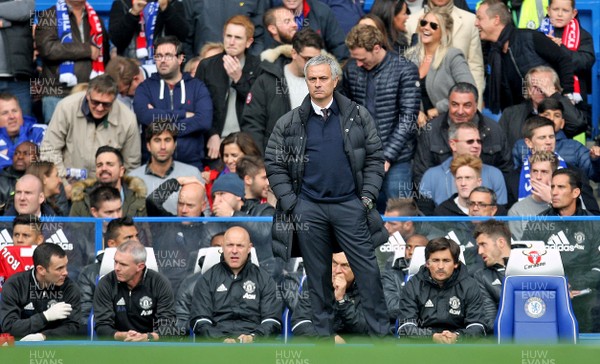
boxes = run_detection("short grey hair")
[304,54,341,81]
[117,240,147,264]
[448,121,478,141]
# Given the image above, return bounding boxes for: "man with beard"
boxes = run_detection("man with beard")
[70,146,147,217]
[129,121,203,216]
[134,36,213,169]
[262,7,298,50]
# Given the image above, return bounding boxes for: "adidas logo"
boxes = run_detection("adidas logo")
[547,231,583,252]
[24,302,34,310]
[424,299,434,308]
[216,284,228,292]
[492,279,502,286]
[46,229,73,250]
[445,231,462,246]
[0,229,13,246]
[465,241,474,248]
[117,298,126,306]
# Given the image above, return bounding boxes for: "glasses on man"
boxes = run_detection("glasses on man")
[88,98,114,109]
[453,138,482,145]
[419,19,439,31]
[153,53,178,62]
[466,201,495,208]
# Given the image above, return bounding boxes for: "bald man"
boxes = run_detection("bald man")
[6,174,45,216]
[146,176,218,292]
[190,226,281,343]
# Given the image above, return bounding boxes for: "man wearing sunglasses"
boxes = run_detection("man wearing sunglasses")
[414,82,511,189]
[41,74,141,185]
[418,121,507,215]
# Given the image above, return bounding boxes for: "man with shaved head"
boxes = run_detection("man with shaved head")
[190,226,281,343]
[3,174,46,217]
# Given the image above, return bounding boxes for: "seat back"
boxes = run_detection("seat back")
[495,247,578,343]
[99,247,159,277]
[199,247,260,274]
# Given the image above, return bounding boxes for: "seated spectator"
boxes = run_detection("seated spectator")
[508,151,556,239]
[0,142,39,214]
[77,217,140,335]
[146,176,219,291]
[281,0,349,61]
[26,161,68,216]
[104,56,145,110]
[522,168,600,332]
[499,66,587,151]
[511,116,600,204]
[35,0,111,123]
[40,75,141,181]
[262,6,298,51]
[414,82,511,187]
[292,252,373,343]
[473,219,511,332]
[3,174,54,217]
[109,0,188,73]
[202,132,262,207]
[133,36,213,169]
[418,122,507,214]
[235,155,273,209]
[0,243,81,340]
[397,237,486,342]
[405,7,475,127]
[94,240,176,341]
[539,0,595,116]
[70,146,147,217]
[475,0,574,112]
[0,215,44,291]
[435,155,483,216]
[242,29,324,151]
[381,233,428,322]
[129,121,203,216]
[190,226,281,342]
[369,0,410,53]
[406,0,484,107]
[196,15,262,164]
[0,93,45,170]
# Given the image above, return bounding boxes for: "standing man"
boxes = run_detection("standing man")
[0,243,80,340]
[265,55,389,338]
[94,240,176,341]
[134,36,213,169]
[343,25,420,200]
[196,15,262,163]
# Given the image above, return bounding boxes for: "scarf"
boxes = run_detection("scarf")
[485,23,514,114]
[518,151,567,200]
[135,1,159,63]
[56,0,104,87]
[539,17,581,102]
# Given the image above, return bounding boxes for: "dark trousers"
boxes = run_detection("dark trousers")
[294,197,389,337]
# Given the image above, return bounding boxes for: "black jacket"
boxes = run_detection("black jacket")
[552,26,595,103]
[475,262,506,332]
[174,271,201,332]
[301,0,349,61]
[292,278,370,337]
[0,270,81,338]
[93,268,176,338]
[499,96,587,152]
[397,263,486,340]
[77,255,102,332]
[265,92,385,260]
[434,194,467,216]
[0,166,23,212]
[109,0,189,58]
[0,0,34,78]
[381,258,409,321]
[343,51,420,164]
[413,111,512,186]
[241,54,292,152]
[196,51,262,139]
[190,259,282,339]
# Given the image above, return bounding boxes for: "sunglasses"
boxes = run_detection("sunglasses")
[452,138,482,145]
[88,97,114,109]
[419,19,439,31]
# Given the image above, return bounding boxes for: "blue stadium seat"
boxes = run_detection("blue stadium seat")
[495,246,578,343]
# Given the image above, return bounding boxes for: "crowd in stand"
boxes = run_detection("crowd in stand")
[0,0,598,342]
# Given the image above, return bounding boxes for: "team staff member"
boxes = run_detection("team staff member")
[93,241,176,341]
[0,243,80,340]
[397,237,486,343]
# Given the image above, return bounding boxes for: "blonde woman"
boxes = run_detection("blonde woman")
[405,8,474,127]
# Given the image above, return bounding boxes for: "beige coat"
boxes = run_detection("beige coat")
[407,7,485,109]
[40,92,141,178]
